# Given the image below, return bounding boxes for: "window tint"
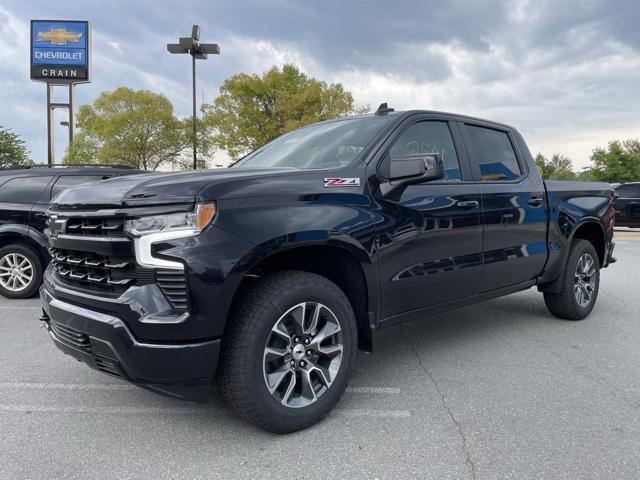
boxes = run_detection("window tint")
[389,121,462,181]
[51,175,105,197]
[466,125,521,181]
[615,184,639,198]
[0,176,52,204]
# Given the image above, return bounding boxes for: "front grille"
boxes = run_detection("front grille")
[48,214,188,309]
[64,217,126,237]
[50,246,147,295]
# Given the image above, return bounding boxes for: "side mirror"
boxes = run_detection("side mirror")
[380,153,444,198]
[389,153,444,183]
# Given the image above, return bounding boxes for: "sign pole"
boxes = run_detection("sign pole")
[46,83,55,166]
[192,53,197,170]
[68,84,74,144]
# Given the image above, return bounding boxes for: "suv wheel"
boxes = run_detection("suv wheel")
[0,244,44,299]
[219,271,357,433]
[543,239,600,320]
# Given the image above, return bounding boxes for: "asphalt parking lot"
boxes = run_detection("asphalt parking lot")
[1,235,639,480]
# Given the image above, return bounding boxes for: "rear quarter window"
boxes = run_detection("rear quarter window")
[0,176,52,204]
[51,175,107,197]
[615,184,640,198]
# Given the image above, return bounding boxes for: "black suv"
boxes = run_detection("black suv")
[614,183,640,227]
[0,165,141,298]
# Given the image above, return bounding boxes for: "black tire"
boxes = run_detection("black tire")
[543,239,600,320]
[0,243,44,299]
[219,271,358,433]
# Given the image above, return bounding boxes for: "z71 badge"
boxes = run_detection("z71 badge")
[323,177,360,188]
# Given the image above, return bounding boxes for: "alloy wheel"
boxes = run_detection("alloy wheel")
[0,253,34,292]
[263,302,343,408]
[574,253,596,307]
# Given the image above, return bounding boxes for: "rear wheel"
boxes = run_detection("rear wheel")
[543,239,600,320]
[0,243,43,299]
[219,271,357,433]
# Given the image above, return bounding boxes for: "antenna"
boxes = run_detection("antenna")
[375,102,395,115]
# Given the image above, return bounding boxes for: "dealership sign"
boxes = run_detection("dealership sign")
[30,20,91,83]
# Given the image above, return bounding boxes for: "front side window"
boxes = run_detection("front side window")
[389,121,462,181]
[233,116,394,170]
[466,125,522,181]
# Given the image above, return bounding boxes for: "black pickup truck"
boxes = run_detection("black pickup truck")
[40,107,616,433]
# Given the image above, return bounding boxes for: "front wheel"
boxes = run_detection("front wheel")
[219,271,357,433]
[0,243,43,299]
[544,239,600,320]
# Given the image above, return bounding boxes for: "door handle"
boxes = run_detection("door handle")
[528,196,544,207]
[457,200,479,209]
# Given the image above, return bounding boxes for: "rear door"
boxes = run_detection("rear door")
[460,123,548,291]
[0,175,54,231]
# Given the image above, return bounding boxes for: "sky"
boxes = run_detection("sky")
[0,0,639,169]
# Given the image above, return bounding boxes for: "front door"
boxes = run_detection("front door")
[374,119,483,320]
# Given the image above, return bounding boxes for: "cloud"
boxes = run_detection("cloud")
[0,0,638,168]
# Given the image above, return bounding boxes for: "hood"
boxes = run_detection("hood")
[50,168,298,209]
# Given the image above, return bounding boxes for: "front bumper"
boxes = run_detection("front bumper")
[40,283,220,402]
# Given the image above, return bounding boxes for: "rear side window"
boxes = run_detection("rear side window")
[615,184,639,198]
[51,175,106,197]
[466,125,522,181]
[0,176,52,204]
[389,121,462,181]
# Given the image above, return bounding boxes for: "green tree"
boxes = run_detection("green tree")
[589,140,640,183]
[203,64,367,158]
[0,126,32,168]
[64,87,186,170]
[534,152,576,180]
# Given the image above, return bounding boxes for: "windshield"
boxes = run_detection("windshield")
[232,116,393,170]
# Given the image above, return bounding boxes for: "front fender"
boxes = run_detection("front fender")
[0,224,49,251]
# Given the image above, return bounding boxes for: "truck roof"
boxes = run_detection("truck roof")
[325,109,516,131]
[0,165,143,177]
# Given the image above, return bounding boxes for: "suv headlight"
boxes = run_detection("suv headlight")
[125,202,216,270]
[124,203,216,237]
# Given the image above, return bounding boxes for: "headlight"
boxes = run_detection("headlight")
[125,202,216,270]
[125,202,216,237]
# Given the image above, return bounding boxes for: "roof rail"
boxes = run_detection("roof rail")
[375,102,395,115]
[1,164,137,170]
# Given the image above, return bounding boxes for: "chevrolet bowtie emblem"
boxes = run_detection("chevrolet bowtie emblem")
[37,28,82,46]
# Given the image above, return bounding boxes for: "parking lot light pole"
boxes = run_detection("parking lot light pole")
[167,25,220,170]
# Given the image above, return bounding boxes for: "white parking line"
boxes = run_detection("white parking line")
[0,306,41,310]
[346,386,401,394]
[333,409,411,418]
[0,382,401,394]
[0,382,136,391]
[0,404,411,418]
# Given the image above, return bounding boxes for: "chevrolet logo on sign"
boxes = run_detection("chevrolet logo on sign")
[36,28,83,46]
